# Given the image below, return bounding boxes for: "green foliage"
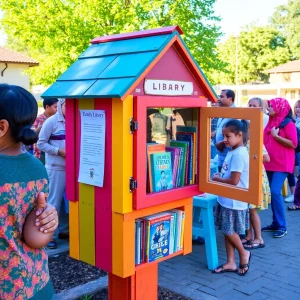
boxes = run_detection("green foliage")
[210,26,291,85]
[271,0,300,59]
[0,0,222,85]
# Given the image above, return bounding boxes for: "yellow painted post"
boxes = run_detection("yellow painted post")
[78,98,95,265]
[112,96,133,214]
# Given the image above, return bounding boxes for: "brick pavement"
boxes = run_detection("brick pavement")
[159,200,300,299]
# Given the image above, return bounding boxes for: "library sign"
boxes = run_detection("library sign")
[144,79,193,96]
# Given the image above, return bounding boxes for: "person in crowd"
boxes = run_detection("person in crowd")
[38,98,68,249]
[210,100,219,140]
[212,119,251,276]
[241,99,271,249]
[247,97,269,129]
[285,100,300,203]
[262,98,297,238]
[287,100,300,210]
[32,98,59,164]
[215,89,236,171]
[0,84,58,300]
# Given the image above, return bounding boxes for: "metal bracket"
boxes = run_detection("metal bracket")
[129,177,137,192]
[129,118,138,134]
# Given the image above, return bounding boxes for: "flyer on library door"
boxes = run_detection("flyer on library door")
[78,110,105,187]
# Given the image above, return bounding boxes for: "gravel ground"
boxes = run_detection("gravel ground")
[49,252,189,299]
[77,287,190,299]
[48,252,107,293]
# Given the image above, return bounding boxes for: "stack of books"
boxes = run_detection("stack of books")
[135,209,185,265]
[146,126,197,193]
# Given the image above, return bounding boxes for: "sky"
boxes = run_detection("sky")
[213,0,288,41]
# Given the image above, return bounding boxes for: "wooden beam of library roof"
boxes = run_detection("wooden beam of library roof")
[42,25,217,102]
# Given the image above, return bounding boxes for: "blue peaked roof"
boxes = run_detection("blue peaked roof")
[42,27,217,100]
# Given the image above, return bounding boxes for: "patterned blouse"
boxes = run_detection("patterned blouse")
[0,153,50,300]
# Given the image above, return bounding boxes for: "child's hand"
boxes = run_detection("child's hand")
[35,192,59,233]
[271,127,279,138]
[212,173,221,181]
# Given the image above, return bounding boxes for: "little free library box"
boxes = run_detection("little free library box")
[43,25,263,299]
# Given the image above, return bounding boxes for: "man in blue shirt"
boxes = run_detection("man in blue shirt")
[215,89,236,171]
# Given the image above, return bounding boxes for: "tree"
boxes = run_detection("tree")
[0,0,222,85]
[271,0,300,59]
[210,26,291,85]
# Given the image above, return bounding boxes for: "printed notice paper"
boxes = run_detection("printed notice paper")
[78,110,105,187]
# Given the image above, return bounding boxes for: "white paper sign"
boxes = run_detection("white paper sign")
[144,79,193,96]
[78,110,105,187]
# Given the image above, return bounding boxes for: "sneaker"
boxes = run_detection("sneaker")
[273,230,287,238]
[47,239,57,249]
[284,195,294,203]
[261,225,277,232]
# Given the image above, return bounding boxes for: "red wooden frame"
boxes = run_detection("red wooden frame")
[65,98,76,201]
[94,99,113,272]
[133,96,207,210]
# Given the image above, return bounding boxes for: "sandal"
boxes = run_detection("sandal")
[241,238,251,245]
[244,240,265,250]
[212,264,237,274]
[238,252,251,276]
[288,205,300,211]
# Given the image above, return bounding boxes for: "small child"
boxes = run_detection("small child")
[0,84,58,299]
[212,119,251,276]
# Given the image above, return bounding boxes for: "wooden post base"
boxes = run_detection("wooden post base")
[108,263,158,300]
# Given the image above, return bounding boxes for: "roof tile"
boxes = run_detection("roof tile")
[0,47,38,65]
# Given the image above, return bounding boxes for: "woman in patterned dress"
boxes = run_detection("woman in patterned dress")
[0,84,58,299]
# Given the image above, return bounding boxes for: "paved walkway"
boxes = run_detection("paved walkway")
[159,200,300,299]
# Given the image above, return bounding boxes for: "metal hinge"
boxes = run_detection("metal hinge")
[129,118,138,134]
[129,177,137,192]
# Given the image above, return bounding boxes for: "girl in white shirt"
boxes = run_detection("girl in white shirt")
[212,119,251,276]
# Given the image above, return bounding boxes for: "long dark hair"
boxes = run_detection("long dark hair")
[224,119,249,144]
[0,84,38,145]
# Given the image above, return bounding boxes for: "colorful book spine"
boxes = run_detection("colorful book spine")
[180,211,185,250]
[170,140,188,187]
[170,209,183,251]
[165,146,181,188]
[176,133,194,185]
[136,220,141,264]
[150,152,173,192]
[169,213,175,255]
[176,148,183,188]
[177,126,197,182]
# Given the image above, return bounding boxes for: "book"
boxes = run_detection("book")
[147,143,166,193]
[150,152,173,192]
[135,220,141,264]
[176,133,194,185]
[145,214,171,262]
[170,140,188,187]
[177,126,197,182]
[169,212,176,254]
[165,146,181,188]
[170,209,183,251]
[180,211,185,250]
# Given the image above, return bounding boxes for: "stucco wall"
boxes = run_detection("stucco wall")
[0,63,30,90]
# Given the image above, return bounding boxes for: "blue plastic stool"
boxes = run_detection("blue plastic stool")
[192,194,218,270]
